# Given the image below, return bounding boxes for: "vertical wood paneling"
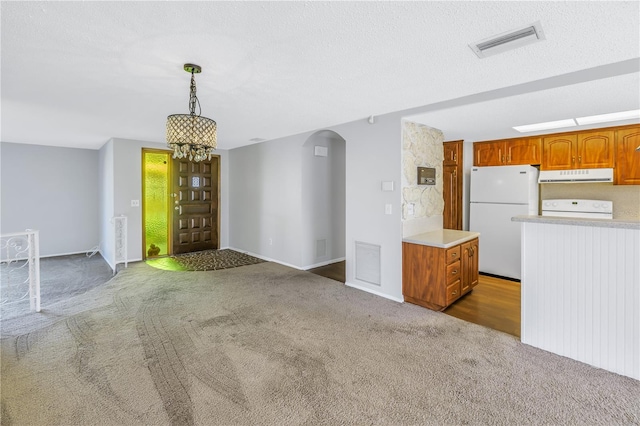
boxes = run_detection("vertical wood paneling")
[521,222,639,380]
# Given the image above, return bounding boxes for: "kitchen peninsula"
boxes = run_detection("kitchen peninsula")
[513,215,640,380]
[402,229,480,311]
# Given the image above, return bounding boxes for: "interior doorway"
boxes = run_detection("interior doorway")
[142,149,220,260]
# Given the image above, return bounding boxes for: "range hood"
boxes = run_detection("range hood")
[538,168,613,183]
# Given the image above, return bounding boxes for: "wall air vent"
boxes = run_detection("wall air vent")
[469,21,545,58]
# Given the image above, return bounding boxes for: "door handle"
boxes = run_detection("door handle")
[174,206,180,210]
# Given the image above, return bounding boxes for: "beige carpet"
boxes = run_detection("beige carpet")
[1,261,638,425]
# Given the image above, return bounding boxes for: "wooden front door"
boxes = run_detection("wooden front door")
[172,156,219,254]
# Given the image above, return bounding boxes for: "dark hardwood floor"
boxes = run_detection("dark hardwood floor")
[308,261,345,283]
[309,262,520,338]
[444,274,521,338]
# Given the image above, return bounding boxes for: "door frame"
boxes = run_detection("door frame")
[141,149,222,260]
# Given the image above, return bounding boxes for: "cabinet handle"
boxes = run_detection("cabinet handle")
[572,156,576,163]
[452,270,458,274]
[452,253,457,258]
[578,156,582,163]
[451,290,458,296]
[453,154,457,161]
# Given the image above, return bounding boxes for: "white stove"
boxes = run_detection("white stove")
[541,199,613,219]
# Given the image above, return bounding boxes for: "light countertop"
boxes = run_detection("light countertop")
[512,215,640,230]
[403,229,480,248]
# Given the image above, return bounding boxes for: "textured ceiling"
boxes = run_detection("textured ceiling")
[1,1,639,150]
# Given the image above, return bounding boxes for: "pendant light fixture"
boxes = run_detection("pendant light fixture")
[166,64,217,162]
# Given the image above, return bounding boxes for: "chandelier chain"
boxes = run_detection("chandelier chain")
[188,71,202,117]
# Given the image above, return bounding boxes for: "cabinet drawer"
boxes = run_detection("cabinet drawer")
[446,260,461,284]
[446,280,461,305]
[445,246,461,264]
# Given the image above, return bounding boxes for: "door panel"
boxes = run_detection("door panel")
[578,130,614,168]
[172,157,219,254]
[542,135,576,170]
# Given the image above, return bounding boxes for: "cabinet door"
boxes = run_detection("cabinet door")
[615,127,640,185]
[542,135,577,170]
[461,239,479,294]
[577,130,614,168]
[443,165,462,230]
[474,142,503,166]
[402,243,447,308]
[443,140,462,166]
[507,138,542,165]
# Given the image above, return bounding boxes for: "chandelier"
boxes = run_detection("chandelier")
[166,64,217,162]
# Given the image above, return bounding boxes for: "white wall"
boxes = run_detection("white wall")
[0,142,100,256]
[98,140,115,268]
[462,141,474,230]
[330,114,404,301]
[301,131,346,268]
[228,136,304,267]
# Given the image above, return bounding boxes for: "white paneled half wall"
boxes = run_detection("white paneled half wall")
[519,220,639,380]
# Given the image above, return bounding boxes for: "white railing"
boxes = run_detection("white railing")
[112,215,128,274]
[0,230,41,312]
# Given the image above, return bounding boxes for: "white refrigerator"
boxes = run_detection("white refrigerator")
[469,165,539,280]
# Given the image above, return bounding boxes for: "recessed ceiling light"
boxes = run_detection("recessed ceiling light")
[575,109,640,125]
[513,119,577,133]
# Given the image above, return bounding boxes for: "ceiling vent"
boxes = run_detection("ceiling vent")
[469,21,545,58]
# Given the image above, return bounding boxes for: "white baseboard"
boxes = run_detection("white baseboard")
[345,281,404,303]
[227,247,303,270]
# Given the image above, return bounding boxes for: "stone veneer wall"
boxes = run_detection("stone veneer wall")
[401,121,444,221]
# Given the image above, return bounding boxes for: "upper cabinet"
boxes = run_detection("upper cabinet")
[443,140,462,167]
[473,138,541,167]
[507,138,542,165]
[541,130,614,170]
[473,124,637,184]
[615,126,640,185]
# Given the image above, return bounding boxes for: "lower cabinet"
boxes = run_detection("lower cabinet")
[402,238,479,311]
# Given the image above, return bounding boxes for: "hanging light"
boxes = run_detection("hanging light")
[166,64,217,162]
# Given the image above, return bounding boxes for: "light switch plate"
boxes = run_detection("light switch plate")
[407,203,414,216]
[381,181,394,191]
[131,200,140,207]
[385,204,392,215]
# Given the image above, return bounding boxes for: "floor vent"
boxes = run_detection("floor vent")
[469,21,545,58]
[355,241,381,286]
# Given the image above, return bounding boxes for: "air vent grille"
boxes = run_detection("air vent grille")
[470,22,545,58]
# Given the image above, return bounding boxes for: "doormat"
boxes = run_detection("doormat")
[170,249,265,271]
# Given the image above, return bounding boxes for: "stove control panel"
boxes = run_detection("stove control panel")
[542,199,613,214]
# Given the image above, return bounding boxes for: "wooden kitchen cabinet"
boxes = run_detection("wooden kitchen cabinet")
[461,239,479,293]
[402,238,479,311]
[541,130,614,170]
[473,138,541,166]
[443,140,462,166]
[507,137,542,165]
[473,141,502,166]
[614,126,640,185]
[443,140,463,230]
